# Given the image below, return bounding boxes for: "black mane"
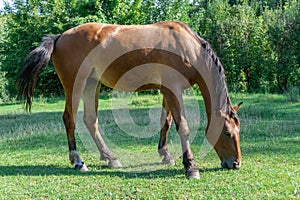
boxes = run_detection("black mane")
[193,33,234,113]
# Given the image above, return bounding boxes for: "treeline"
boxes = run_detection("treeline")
[0,0,299,100]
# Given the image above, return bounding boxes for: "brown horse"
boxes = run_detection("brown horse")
[18,21,243,178]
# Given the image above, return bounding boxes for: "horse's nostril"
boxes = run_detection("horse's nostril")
[221,162,224,168]
[221,162,228,169]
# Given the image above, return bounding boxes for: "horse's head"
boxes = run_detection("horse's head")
[213,102,243,169]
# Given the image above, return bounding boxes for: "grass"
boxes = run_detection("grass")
[0,92,299,199]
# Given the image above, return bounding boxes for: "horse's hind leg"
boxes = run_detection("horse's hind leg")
[63,94,88,172]
[158,97,175,165]
[82,77,122,168]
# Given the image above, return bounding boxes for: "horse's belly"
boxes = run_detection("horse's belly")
[100,63,163,91]
[99,63,191,92]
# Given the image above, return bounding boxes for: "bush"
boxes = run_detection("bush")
[285,86,300,103]
[0,0,299,97]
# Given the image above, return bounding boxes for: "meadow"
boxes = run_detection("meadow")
[0,93,299,199]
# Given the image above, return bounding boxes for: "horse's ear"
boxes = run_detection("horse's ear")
[233,102,243,112]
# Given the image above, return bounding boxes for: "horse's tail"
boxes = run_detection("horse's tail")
[17,34,61,112]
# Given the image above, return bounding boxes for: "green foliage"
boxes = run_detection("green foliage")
[1,0,108,98]
[285,86,300,102]
[0,0,299,98]
[0,15,9,101]
[140,0,191,24]
[266,0,300,93]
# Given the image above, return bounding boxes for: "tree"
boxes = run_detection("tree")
[141,0,191,24]
[267,0,300,92]
[0,14,9,101]
[102,0,145,24]
[190,0,298,93]
[221,3,272,93]
[2,0,108,98]
[1,0,299,97]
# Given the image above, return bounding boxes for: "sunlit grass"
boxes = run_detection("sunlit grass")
[0,93,299,199]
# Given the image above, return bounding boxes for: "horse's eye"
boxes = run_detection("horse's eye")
[224,131,230,136]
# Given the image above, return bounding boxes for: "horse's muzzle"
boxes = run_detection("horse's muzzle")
[221,159,241,169]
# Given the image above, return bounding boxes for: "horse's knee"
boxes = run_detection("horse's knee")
[83,114,97,127]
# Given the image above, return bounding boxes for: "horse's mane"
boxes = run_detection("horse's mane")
[174,22,226,79]
[176,22,232,113]
[195,35,232,113]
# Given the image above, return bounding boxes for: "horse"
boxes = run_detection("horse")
[17,21,243,179]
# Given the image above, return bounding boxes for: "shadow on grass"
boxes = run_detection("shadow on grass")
[96,167,223,179]
[0,165,223,179]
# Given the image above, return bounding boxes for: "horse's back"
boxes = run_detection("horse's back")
[52,21,198,91]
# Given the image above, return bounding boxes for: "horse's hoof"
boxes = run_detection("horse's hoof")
[80,163,89,172]
[74,162,89,172]
[108,159,122,168]
[185,168,200,179]
[162,157,175,166]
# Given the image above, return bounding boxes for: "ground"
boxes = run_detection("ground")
[0,93,299,199]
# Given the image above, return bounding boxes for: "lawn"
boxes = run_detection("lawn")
[0,93,299,199]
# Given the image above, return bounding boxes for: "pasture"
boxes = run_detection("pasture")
[0,93,299,199]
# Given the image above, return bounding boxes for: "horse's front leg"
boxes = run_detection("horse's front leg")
[82,78,122,168]
[158,97,175,165]
[162,88,200,179]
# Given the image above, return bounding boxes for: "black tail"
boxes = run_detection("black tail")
[17,34,61,112]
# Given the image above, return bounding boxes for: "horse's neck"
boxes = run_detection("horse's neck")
[195,50,230,139]
[199,80,229,130]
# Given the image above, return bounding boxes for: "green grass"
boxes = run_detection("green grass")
[0,93,299,199]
